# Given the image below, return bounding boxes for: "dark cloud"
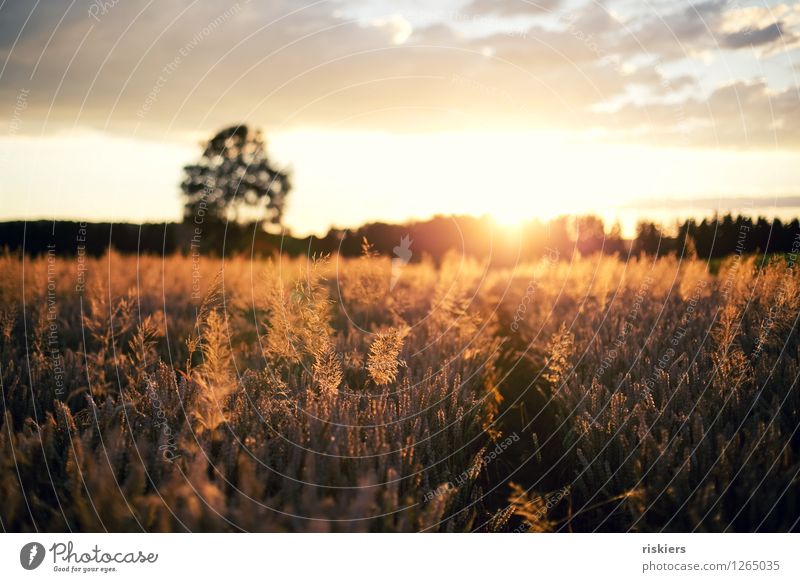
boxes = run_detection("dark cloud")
[609,1,799,60]
[610,1,726,60]
[722,21,789,49]
[596,80,800,148]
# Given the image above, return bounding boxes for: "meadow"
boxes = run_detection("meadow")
[1,242,799,532]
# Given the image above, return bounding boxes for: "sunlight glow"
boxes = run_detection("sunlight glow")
[2,129,800,237]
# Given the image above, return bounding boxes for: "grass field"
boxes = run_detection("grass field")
[1,245,799,532]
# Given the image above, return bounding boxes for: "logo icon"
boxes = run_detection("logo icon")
[390,234,413,290]
[20,542,46,570]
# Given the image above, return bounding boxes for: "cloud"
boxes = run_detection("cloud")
[623,194,800,210]
[609,1,800,60]
[717,3,800,54]
[370,14,413,45]
[722,22,785,49]
[609,1,726,60]
[595,79,800,148]
[463,0,560,17]
[0,0,797,149]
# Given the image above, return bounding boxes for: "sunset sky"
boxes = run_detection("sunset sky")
[1,0,799,235]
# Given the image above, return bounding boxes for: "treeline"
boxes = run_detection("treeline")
[1,213,798,262]
[676,215,800,258]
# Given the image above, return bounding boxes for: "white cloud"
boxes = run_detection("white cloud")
[369,14,413,45]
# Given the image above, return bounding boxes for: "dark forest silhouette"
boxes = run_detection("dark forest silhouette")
[2,213,799,264]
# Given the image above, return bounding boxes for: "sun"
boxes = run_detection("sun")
[489,208,527,229]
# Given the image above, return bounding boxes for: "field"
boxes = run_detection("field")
[1,245,799,532]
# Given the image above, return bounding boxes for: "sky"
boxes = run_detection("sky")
[1,0,799,236]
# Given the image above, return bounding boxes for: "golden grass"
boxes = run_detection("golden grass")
[0,248,798,532]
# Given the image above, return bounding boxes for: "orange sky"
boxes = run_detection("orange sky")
[1,0,799,234]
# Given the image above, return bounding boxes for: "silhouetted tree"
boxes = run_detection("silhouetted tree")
[634,221,667,256]
[605,221,628,256]
[181,125,291,226]
[573,215,606,255]
[675,218,697,258]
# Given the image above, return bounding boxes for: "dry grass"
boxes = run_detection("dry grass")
[1,247,799,532]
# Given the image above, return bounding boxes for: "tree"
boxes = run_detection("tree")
[181,125,291,226]
[572,215,606,255]
[634,221,667,256]
[605,221,627,256]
